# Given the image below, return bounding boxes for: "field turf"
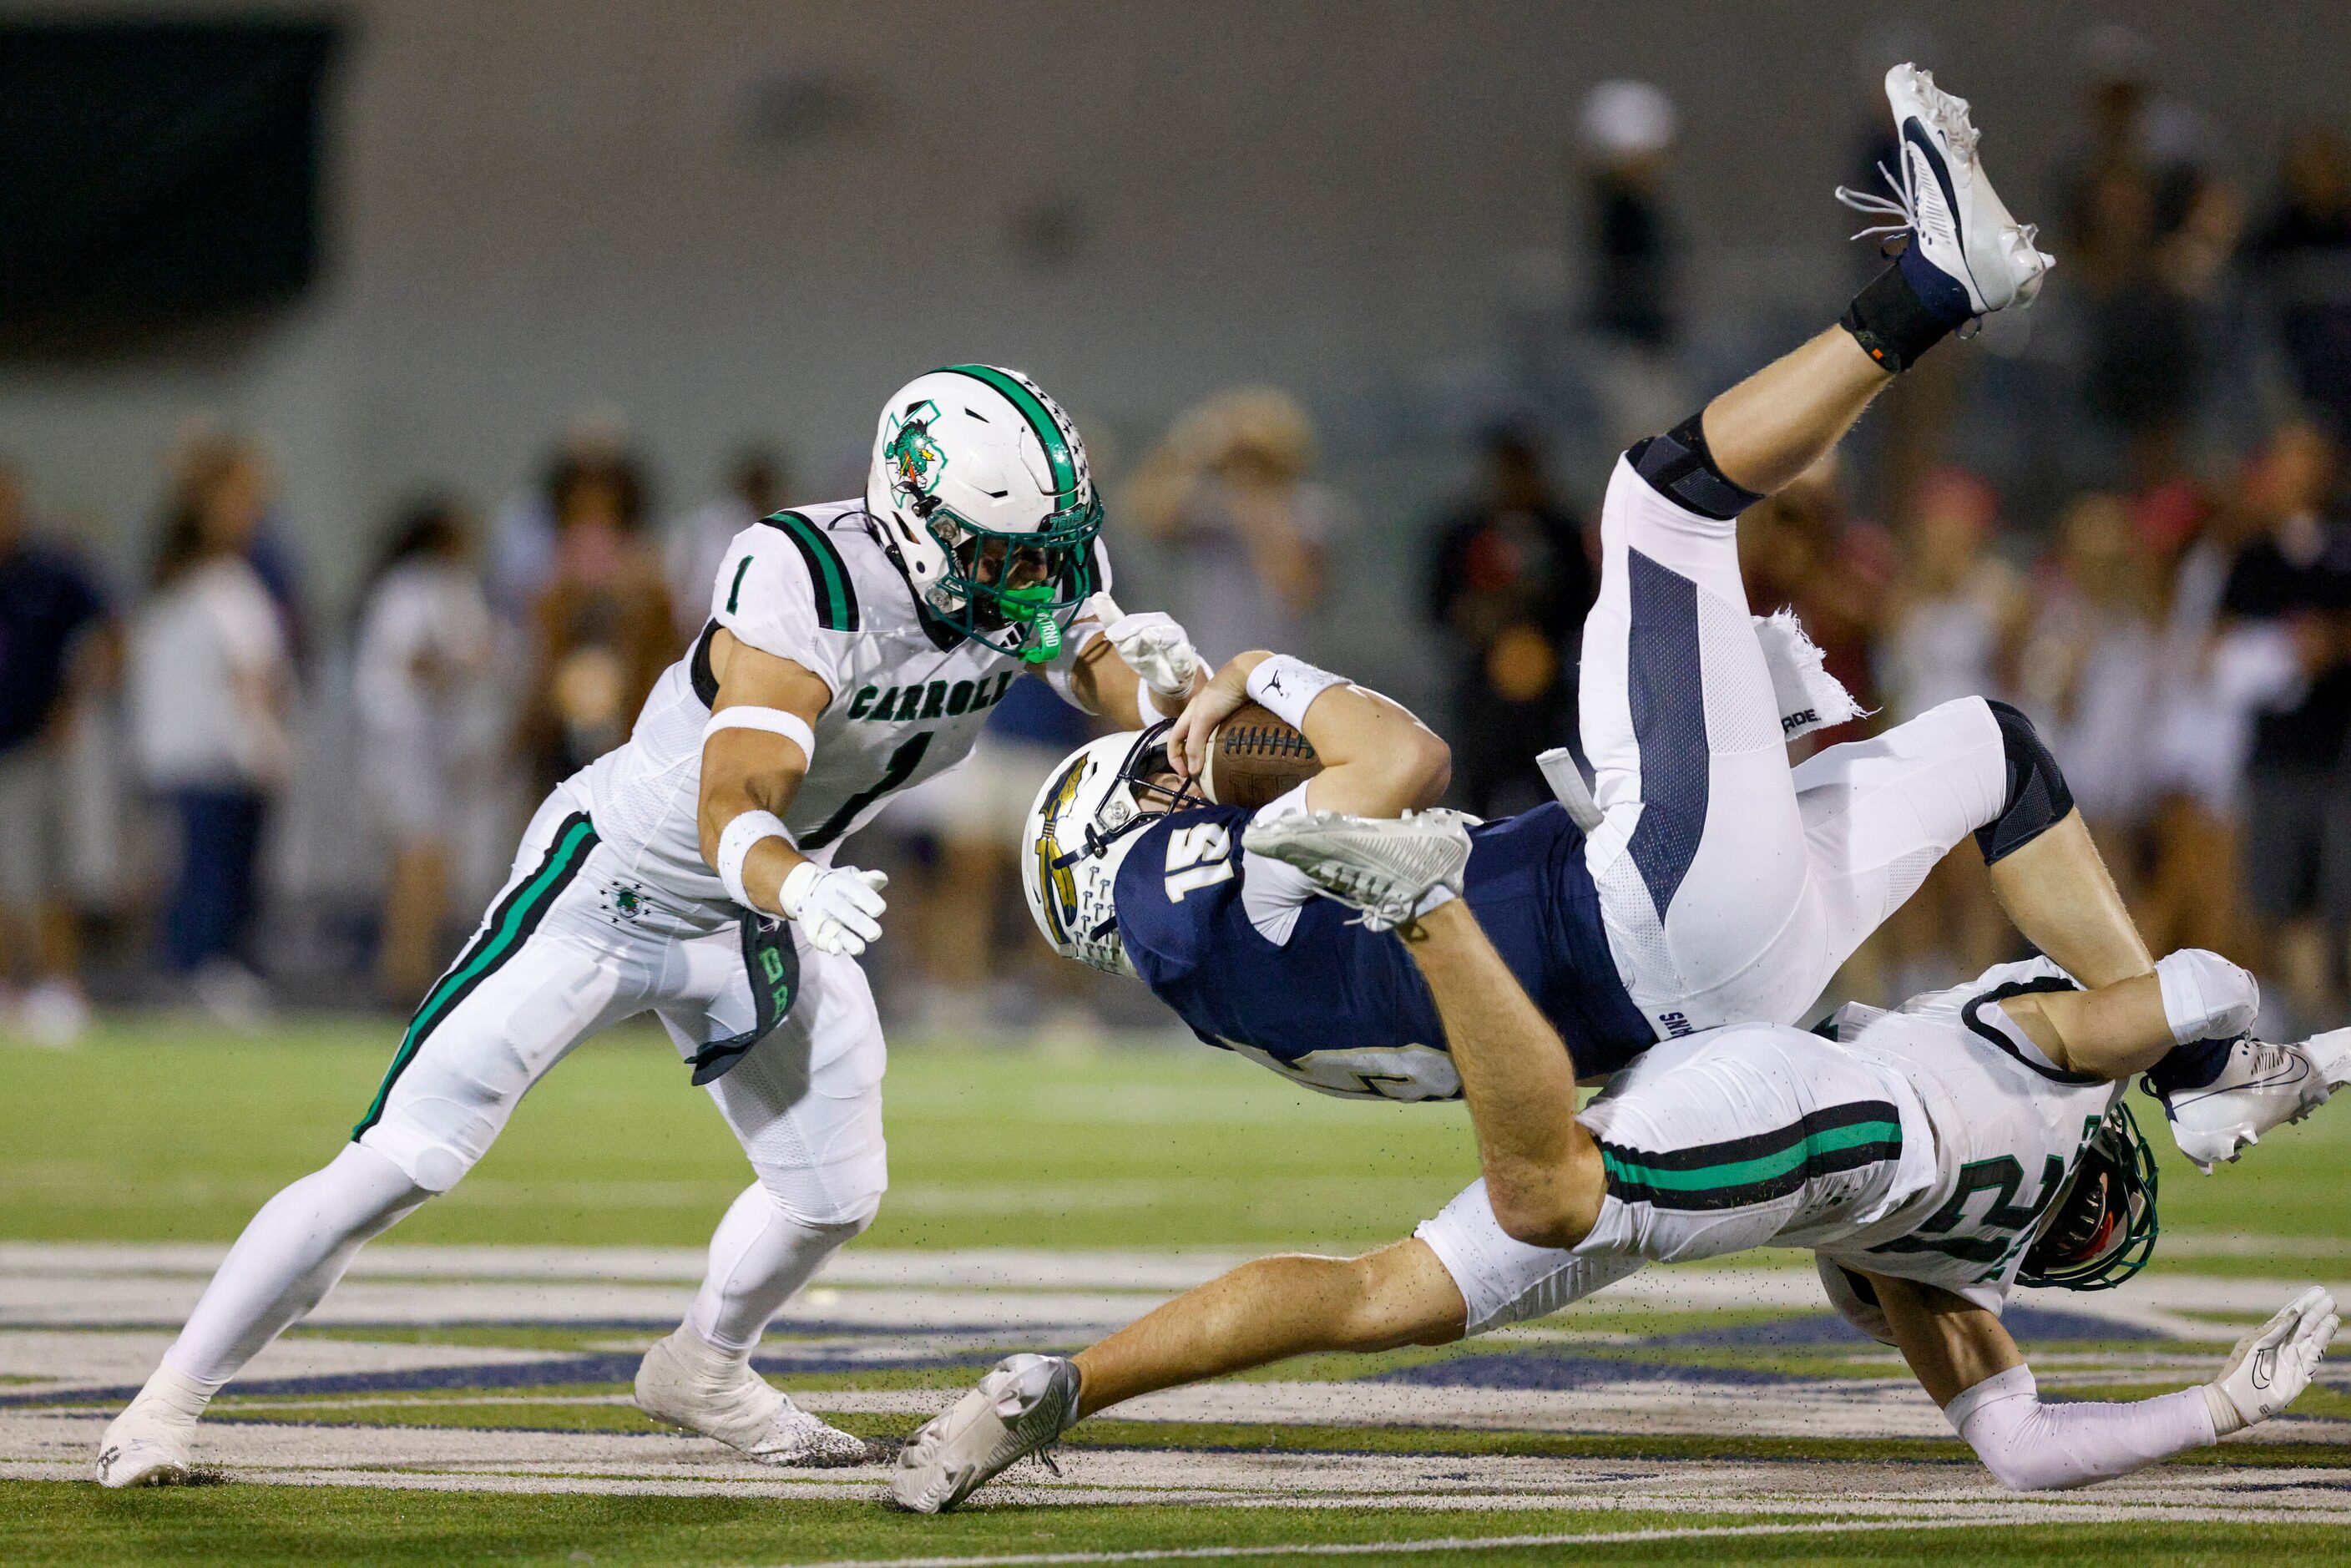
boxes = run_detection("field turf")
[6,1019,2351,1565]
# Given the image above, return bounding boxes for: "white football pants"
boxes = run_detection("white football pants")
[1578,454,2010,1038]
[164,785,887,1385]
[1417,1024,1933,1333]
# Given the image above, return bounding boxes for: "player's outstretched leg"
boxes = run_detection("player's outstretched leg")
[95,1146,429,1486]
[98,797,645,1486]
[1574,63,2054,1039]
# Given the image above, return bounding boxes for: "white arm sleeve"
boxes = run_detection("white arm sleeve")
[1239,783,1320,943]
[1945,1365,2217,1492]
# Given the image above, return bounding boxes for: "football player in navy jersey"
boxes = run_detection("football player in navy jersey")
[1015,58,2308,1174]
[895,63,2351,1515]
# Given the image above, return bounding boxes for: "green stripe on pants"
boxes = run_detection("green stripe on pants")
[351,815,599,1139]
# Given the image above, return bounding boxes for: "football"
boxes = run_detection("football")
[1201,701,1322,807]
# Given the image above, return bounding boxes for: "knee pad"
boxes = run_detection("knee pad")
[1974,700,2076,864]
[751,1155,885,1232]
[355,1099,496,1193]
[1627,412,1766,521]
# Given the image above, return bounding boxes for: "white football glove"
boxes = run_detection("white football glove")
[778,862,889,957]
[1105,611,1204,714]
[2205,1285,2338,1434]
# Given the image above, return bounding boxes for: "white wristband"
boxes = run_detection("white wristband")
[715,810,791,908]
[1246,655,1347,731]
[704,707,816,769]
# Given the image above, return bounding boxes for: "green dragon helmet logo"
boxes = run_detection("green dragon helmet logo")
[884,401,947,503]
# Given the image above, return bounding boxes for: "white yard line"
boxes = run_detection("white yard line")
[756,1513,2351,1568]
[8,1242,2332,1339]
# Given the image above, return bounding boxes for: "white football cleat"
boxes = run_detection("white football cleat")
[95,1396,197,1488]
[2158,1030,2351,1173]
[892,1353,1081,1514]
[1241,808,1474,933]
[635,1328,882,1468]
[1838,63,2054,319]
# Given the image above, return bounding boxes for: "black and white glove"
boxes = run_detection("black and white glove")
[1105,612,1204,717]
[2205,1286,2339,1434]
[779,862,889,957]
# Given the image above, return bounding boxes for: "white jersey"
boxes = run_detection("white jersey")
[1818,959,2124,1318]
[570,498,1107,933]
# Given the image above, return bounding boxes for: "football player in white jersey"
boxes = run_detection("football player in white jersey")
[96,365,1209,1486]
[895,882,2345,1509]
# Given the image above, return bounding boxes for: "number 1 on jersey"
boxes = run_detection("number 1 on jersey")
[1164,822,1235,901]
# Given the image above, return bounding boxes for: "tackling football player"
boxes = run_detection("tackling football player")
[1015,66,2333,1167]
[97,367,1209,1486]
[895,892,2342,1509]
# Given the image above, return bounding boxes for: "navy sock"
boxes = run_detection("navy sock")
[2147,1037,2235,1097]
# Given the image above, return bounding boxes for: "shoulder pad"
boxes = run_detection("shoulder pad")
[754,510,861,633]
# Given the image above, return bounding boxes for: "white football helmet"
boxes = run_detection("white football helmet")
[1021,727,1206,977]
[867,365,1104,661]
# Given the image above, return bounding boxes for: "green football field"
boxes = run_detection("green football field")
[6,1019,2351,1566]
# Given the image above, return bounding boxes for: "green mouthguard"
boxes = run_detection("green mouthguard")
[1002,584,1062,664]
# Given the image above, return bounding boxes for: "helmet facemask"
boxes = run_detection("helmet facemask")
[2019,1101,2161,1292]
[1023,725,1208,978]
[907,484,1101,662]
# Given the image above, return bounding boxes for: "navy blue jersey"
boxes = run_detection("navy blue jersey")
[1115,802,1652,1100]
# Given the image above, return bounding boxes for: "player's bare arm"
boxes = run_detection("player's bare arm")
[1995,948,2259,1081]
[696,628,889,957]
[697,629,826,912]
[1167,650,1449,817]
[1062,607,1207,728]
[1873,1272,2340,1492]
[1399,899,1605,1250]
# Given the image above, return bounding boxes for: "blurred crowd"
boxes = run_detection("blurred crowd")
[5,30,2351,1044]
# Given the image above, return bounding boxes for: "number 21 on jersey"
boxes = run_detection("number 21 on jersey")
[1164,822,1235,900]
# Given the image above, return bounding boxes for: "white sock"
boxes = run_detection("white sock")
[685,1183,867,1353]
[120,1359,223,1432]
[166,1143,430,1385]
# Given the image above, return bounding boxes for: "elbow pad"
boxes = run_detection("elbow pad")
[1946,1364,2216,1492]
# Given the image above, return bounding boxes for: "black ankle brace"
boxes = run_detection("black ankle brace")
[1840,255,1960,374]
[1628,412,1765,521]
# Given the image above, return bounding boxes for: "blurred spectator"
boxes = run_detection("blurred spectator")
[1878,470,2026,721]
[1873,469,2027,990]
[665,446,787,641]
[2014,494,2164,870]
[129,438,296,1018]
[1423,428,1596,816]
[1125,388,1353,664]
[486,412,639,620]
[2217,423,2351,1025]
[2139,478,2261,965]
[353,497,496,1002]
[2246,126,2351,438]
[0,461,117,1044]
[2063,27,2241,485]
[166,421,312,661]
[518,453,675,792]
[1578,80,1679,351]
[1737,452,1889,753]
